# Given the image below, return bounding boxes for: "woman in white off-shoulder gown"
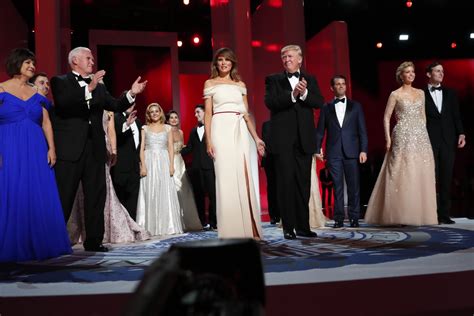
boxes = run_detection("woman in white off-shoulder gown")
[136,103,184,236]
[167,110,202,231]
[203,47,265,239]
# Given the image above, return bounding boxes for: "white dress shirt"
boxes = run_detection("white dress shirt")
[428,84,443,113]
[335,96,347,127]
[197,125,204,141]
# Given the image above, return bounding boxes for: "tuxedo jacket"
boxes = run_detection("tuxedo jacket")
[50,72,133,163]
[424,87,464,149]
[181,126,214,170]
[264,71,324,154]
[315,99,368,160]
[112,113,142,175]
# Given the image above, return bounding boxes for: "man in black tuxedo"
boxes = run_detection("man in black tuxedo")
[315,75,368,228]
[261,120,280,225]
[181,104,217,229]
[51,47,147,251]
[424,61,466,224]
[111,103,141,220]
[264,44,324,239]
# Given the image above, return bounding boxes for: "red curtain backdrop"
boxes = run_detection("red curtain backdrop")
[97,45,173,121]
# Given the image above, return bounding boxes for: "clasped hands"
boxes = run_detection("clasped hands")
[292,77,307,98]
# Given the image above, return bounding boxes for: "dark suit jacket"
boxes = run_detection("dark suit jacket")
[316,99,368,159]
[112,113,142,175]
[181,126,214,170]
[264,71,324,154]
[424,87,464,149]
[50,72,133,163]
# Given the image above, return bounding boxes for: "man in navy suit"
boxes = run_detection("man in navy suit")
[316,75,368,228]
[424,61,466,224]
[265,44,324,239]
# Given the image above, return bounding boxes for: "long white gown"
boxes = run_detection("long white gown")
[136,125,184,236]
[204,83,263,239]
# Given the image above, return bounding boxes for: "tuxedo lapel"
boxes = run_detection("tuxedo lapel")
[279,72,292,92]
[425,88,441,116]
[440,89,448,116]
[342,100,353,127]
[328,102,339,128]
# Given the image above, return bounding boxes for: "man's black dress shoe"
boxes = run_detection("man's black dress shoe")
[333,221,344,228]
[84,244,109,252]
[438,217,455,224]
[270,217,280,225]
[296,230,317,238]
[350,219,360,227]
[283,231,296,240]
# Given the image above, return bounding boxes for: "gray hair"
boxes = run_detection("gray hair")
[68,47,90,66]
[281,44,303,57]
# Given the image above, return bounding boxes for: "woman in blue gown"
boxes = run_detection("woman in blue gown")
[0,48,72,262]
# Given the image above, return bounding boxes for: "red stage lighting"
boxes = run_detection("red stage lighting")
[251,40,262,47]
[406,1,413,8]
[193,35,201,45]
[177,40,183,47]
[451,42,457,49]
[376,42,383,48]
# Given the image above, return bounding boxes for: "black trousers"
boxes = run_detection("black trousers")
[55,139,106,248]
[273,144,312,233]
[112,171,140,220]
[263,154,280,221]
[432,144,456,220]
[321,185,333,208]
[188,168,217,227]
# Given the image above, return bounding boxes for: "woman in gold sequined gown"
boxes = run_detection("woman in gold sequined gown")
[364,61,437,226]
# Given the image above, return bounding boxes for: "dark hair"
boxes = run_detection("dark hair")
[166,110,179,123]
[425,61,442,74]
[5,48,36,77]
[195,104,205,111]
[330,74,347,86]
[210,47,241,82]
[29,71,48,84]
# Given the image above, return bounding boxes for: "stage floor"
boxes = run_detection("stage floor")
[1,218,473,299]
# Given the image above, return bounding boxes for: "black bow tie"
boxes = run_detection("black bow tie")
[335,98,345,104]
[74,74,92,84]
[430,86,442,92]
[197,123,204,127]
[287,72,300,79]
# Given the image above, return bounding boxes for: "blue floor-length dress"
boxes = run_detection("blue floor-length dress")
[0,92,72,262]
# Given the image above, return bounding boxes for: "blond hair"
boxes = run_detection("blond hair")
[145,103,165,124]
[396,61,415,85]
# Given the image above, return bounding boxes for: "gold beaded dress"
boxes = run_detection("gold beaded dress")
[364,89,437,226]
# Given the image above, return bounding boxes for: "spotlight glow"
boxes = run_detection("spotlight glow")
[177,40,183,47]
[376,42,383,48]
[193,36,201,45]
[399,34,409,41]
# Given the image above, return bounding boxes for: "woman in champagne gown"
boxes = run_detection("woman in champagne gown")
[309,156,327,228]
[167,110,202,231]
[136,103,184,236]
[364,61,437,226]
[68,111,150,244]
[203,48,265,239]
